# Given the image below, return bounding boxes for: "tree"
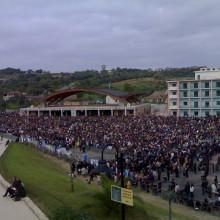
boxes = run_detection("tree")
[123,83,134,92]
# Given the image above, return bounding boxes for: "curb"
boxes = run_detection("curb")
[0,141,48,220]
[23,197,48,220]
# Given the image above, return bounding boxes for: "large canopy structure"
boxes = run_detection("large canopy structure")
[21,88,150,117]
[45,88,143,105]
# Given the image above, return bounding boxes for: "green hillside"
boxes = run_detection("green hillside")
[0,67,196,108]
[109,77,166,94]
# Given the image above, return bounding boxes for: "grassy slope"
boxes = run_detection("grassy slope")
[109,77,166,93]
[0,143,218,220]
[0,143,100,219]
[107,76,194,93]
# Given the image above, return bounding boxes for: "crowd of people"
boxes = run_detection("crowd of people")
[0,112,220,211]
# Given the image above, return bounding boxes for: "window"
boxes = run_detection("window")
[183,91,187,97]
[216,81,220,87]
[216,90,220,96]
[194,82,198,88]
[205,111,210,117]
[217,101,220,105]
[172,91,176,95]
[194,111,198,117]
[173,111,177,116]
[217,111,220,117]
[183,83,187,89]
[173,101,176,106]
[194,101,198,108]
[205,91,209,97]
[183,111,188,117]
[183,101,188,106]
[205,82,209,88]
[194,91,198,97]
[197,75,200,80]
[172,83,176,87]
[205,101,209,108]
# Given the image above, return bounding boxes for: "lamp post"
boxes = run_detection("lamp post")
[70,160,75,192]
[93,145,113,176]
[115,147,125,220]
[120,152,125,220]
[97,146,126,220]
[163,190,175,220]
[168,197,172,220]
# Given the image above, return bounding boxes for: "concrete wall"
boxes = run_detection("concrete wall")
[151,104,168,116]
[195,70,220,80]
[135,104,151,115]
[105,96,120,104]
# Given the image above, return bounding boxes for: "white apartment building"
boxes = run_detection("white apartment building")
[167,68,220,117]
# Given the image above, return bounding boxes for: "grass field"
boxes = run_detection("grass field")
[0,143,219,220]
[109,77,166,94]
[108,76,194,94]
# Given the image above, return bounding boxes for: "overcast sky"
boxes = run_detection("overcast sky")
[0,0,220,72]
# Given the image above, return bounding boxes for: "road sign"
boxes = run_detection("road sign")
[111,185,133,206]
[121,188,133,206]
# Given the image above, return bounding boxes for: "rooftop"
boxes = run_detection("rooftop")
[195,67,220,72]
[45,88,144,105]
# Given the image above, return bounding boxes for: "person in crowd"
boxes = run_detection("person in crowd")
[201,178,208,195]
[5,139,9,146]
[174,183,180,194]
[214,175,218,187]
[190,184,195,198]
[194,200,201,210]
[3,177,26,201]
[126,180,132,189]
[13,179,26,201]
[211,182,217,196]
[215,197,220,207]
[70,160,76,177]
[202,198,211,212]
[3,176,19,198]
[184,182,190,197]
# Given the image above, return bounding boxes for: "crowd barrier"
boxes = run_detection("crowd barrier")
[0,133,100,166]
[1,133,73,160]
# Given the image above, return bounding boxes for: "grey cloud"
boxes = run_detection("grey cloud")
[0,0,220,71]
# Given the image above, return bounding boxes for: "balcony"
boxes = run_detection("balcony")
[168,105,178,110]
[168,95,177,99]
[168,86,177,90]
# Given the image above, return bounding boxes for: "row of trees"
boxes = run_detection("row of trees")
[0,96,31,110]
[0,66,198,97]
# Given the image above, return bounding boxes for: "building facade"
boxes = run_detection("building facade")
[167,68,220,117]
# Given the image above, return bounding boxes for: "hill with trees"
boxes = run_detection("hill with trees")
[0,66,198,109]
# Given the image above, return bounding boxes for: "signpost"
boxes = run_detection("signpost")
[113,151,133,220]
[111,185,133,207]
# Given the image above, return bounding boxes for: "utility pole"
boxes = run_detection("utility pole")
[120,152,125,220]
[70,162,74,192]
[168,197,172,220]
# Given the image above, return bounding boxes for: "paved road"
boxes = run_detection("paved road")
[0,139,39,220]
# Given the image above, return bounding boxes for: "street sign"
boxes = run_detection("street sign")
[121,188,133,206]
[111,185,133,206]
